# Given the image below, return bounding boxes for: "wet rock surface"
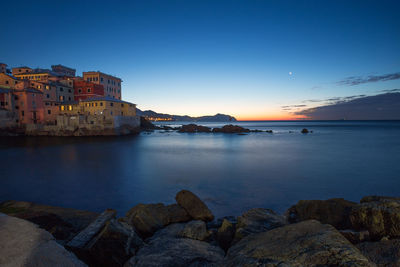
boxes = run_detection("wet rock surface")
[225,220,374,267]
[212,124,250,133]
[178,124,212,133]
[286,198,357,229]
[234,208,287,243]
[356,239,400,267]
[180,220,210,241]
[175,190,214,222]
[350,196,400,240]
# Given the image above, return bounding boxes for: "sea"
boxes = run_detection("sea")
[1,120,399,218]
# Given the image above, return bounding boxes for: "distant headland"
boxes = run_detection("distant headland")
[136,109,237,122]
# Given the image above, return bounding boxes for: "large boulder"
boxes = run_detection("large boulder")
[212,124,250,133]
[0,213,87,267]
[286,198,357,229]
[125,203,191,238]
[350,196,400,240]
[233,208,286,243]
[180,220,210,241]
[178,124,211,133]
[340,229,370,244]
[225,220,374,267]
[356,239,400,267]
[217,218,236,251]
[72,219,143,267]
[175,190,214,222]
[124,223,224,267]
[0,200,99,244]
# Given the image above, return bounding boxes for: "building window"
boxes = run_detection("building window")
[61,106,65,111]
[46,94,50,98]
[68,89,71,93]
[87,88,91,93]
[101,77,103,82]
[46,85,49,90]
[5,81,9,84]
[110,102,113,107]
[95,102,97,106]
[48,110,51,114]
[121,104,124,107]
[68,97,71,101]
[60,87,64,92]
[21,111,24,116]
[59,96,64,101]
[68,105,72,111]
[78,89,82,93]
[100,102,103,106]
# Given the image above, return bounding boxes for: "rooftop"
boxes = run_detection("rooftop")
[83,71,122,81]
[81,96,135,105]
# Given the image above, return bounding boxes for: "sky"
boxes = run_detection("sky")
[1,0,400,120]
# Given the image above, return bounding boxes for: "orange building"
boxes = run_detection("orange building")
[83,71,122,100]
[13,88,44,124]
[0,73,19,89]
[73,79,105,101]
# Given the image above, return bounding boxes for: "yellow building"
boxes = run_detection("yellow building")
[60,96,136,117]
[83,71,122,100]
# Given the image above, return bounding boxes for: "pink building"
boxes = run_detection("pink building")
[13,84,44,124]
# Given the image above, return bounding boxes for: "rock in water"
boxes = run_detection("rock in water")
[225,220,374,267]
[233,208,286,243]
[286,198,356,229]
[180,220,210,241]
[125,203,191,238]
[301,128,309,133]
[350,196,400,240]
[212,124,250,133]
[125,223,224,267]
[217,219,236,251]
[175,190,214,222]
[178,124,211,133]
[356,239,400,267]
[0,213,87,267]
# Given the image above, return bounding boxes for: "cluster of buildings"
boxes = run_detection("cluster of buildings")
[0,63,136,128]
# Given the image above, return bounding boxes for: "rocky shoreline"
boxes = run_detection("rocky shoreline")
[1,191,399,266]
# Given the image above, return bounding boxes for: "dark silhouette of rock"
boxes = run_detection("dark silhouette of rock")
[233,208,286,243]
[0,200,99,245]
[175,190,214,222]
[301,128,309,133]
[71,219,143,267]
[212,124,250,133]
[217,219,235,251]
[124,223,224,267]
[225,220,374,267]
[125,203,191,238]
[179,220,209,241]
[286,198,357,229]
[178,124,211,133]
[357,239,400,267]
[140,116,158,130]
[340,229,370,244]
[350,196,400,240]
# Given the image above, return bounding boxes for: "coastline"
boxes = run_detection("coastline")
[1,190,399,266]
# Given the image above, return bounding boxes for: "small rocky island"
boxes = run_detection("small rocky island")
[1,191,399,266]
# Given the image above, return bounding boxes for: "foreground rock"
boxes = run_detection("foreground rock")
[0,213,87,267]
[125,223,224,267]
[212,124,250,133]
[340,229,370,244]
[178,124,211,133]
[225,220,374,267]
[286,198,357,229]
[357,239,400,267]
[125,203,191,238]
[234,208,286,243]
[217,218,236,251]
[175,190,214,222]
[180,220,210,241]
[350,196,400,240]
[0,200,99,244]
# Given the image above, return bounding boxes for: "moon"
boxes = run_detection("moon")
[289,72,293,76]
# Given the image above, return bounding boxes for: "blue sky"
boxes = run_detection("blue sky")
[1,0,400,119]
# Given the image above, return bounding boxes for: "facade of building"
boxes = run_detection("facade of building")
[60,96,136,117]
[13,88,44,124]
[73,80,105,101]
[12,66,32,76]
[51,65,76,77]
[0,73,19,89]
[0,87,15,112]
[83,72,121,100]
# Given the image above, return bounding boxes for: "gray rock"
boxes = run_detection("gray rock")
[0,213,87,267]
[357,239,400,267]
[350,196,400,240]
[217,219,235,251]
[225,220,374,267]
[68,218,143,267]
[340,229,370,244]
[125,203,191,237]
[0,200,99,244]
[175,190,214,222]
[180,220,210,241]
[124,223,224,267]
[233,208,286,243]
[286,198,356,229]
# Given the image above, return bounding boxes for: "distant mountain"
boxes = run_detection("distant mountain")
[136,109,237,122]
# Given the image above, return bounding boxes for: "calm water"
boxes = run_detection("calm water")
[1,121,399,218]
